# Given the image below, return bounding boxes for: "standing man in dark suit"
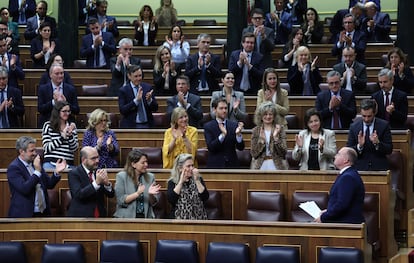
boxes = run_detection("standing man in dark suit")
[0,36,25,88]
[228,32,264,95]
[346,98,393,171]
[371,68,408,129]
[166,75,203,128]
[242,8,275,68]
[118,65,158,128]
[315,147,365,224]
[24,1,57,41]
[67,146,114,217]
[185,33,221,95]
[361,1,391,42]
[333,47,368,95]
[0,66,24,128]
[109,38,141,96]
[332,14,367,64]
[315,70,356,129]
[329,3,365,43]
[204,97,245,168]
[78,0,96,26]
[265,0,293,45]
[88,0,118,38]
[80,17,116,69]
[8,0,36,24]
[7,136,66,217]
[37,64,79,128]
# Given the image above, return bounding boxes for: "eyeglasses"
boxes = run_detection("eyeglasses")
[60,110,71,113]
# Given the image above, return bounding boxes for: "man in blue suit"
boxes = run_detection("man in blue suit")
[361,1,391,42]
[87,0,118,38]
[315,147,365,224]
[8,0,36,24]
[80,17,116,69]
[315,70,357,129]
[24,1,57,41]
[265,0,292,45]
[118,65,158,128]
[37,64,79,128]
[228,32,264,95]
[7,136,66,217]
[78,0,96,26]
[0,37,25,90]
[204,97,245,168]
[329,3,365,43]
[0,66,24,128]
[332,14,367,64]
[346,98,393,171]
[371,68,408,129]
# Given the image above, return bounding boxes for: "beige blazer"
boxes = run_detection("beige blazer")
[256,88,289,126]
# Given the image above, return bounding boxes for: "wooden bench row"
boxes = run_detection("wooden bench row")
[0,169,394,261]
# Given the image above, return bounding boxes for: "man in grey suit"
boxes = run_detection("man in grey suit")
[242,8,275,68]
[166,75,203,128]
[333,47,368,95]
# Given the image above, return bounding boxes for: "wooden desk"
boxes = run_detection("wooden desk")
[0,218,371,263]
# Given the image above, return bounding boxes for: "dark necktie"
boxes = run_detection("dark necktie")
[135,86,148,123]
[302,64,313,96]
[95,46,100,68]
[332,92,340,129]
[384,92,390,121]
[88,171,100,218]
[0,90,8,128]
[365,124,371,144]
[200,55,206,89]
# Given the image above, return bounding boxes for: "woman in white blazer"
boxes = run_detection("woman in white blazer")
[292,108,337,170]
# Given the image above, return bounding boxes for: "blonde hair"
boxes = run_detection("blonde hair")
[295,46,312,61]
[170,107,188,127]
[86,108,111,131]
[168,153,193,184]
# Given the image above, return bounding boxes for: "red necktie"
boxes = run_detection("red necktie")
[384,92,390,121]
[332,93,340,129]
[88,171,100,218]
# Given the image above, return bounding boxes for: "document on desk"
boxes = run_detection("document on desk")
[299,201,322,219]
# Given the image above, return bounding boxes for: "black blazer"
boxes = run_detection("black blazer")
[204,119,245,168]
[315,89,356,129]
[118,82,158,128]
[185,53,221,94]
[166,92,203,128]
[24,15,57,41]
[371,88,408,129]
[287,63,322,95]
[109,56,141,96]
[9,0,36,23]
[331,30,367,64]
[4,85,25,128]
[346,117,393,171]
[67,165,115,217]
[134,22,158,46]
[80,32,116,69]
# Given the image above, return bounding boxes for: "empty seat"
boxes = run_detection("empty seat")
[319,83,329,91]
[138,147,163,168]
[205,190,223,219]
[81,84,108,96]
[196,148,208,168]
[193,19,216,26]
[155,240,199,263]
[140,58,153,69]
[280,82,290,93]
[285,114,299,129]
[48,189,60,216]
[364,193,380,253]
[318,247,363,263]
[61,189,72,216]
[285,150,300,170]
[100,240,144,263]
[0,241,28,263]
[206,242,250,263]
[291,192,328,222]
[255,246,300,263]
[153,191,168,219]
[246,191,285,221]
[41,243,85,263]
[152,112,169,128]
[236,149,252,169]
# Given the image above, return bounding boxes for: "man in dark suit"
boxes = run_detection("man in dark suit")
[0,66,24,128]
[333,47,367,95]
[315,70,356,129]
[80,17,116,69]
[332,14,367,64]
[204,97,245,168]
[185,33,221,95]
[37,64,80,128]
[329,3,365,43]
[67,146,114,217]
[8,0,36,24]
[118,65,158,128]
[265,0,293,45]
[346,98,393,171]
[349,0,381,11]
[242,8,275,68]
[7,136,66,217]
[371,68,408,129]
[315,147,365,224]
[0,36,25,88]
[78,0,96,26]
[109,38,141,96]
[361,2,391,42]
[24,0,57,41]
[228,32,264,95]
[166,75,203,128]
[87,0,118,38]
